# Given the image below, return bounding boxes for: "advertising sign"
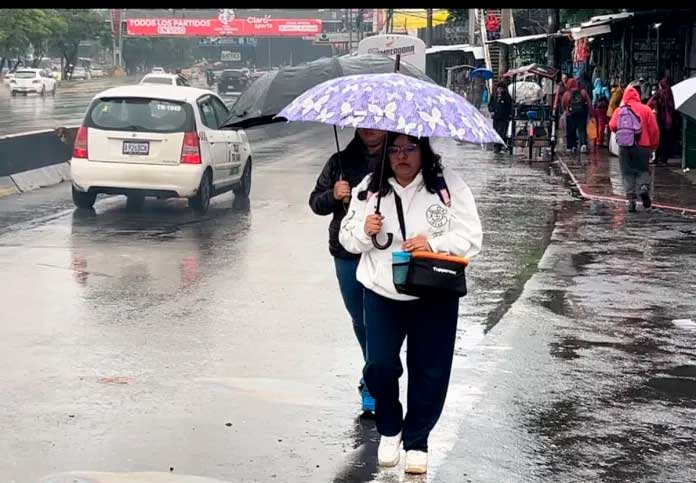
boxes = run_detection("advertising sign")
[357,34,426,72]
[221,51,242,62]
[126,17,323,37]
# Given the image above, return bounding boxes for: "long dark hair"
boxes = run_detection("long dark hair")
[360,132,444,198]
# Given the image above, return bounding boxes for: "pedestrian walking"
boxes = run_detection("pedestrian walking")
[648,77,676,165]
[609,85,660,212]
[592,78,611,147]
[309,128,387,415]
[607,82,624,118]
[561,77,592,153]
[338,132,482,474]
[488,81,513,153]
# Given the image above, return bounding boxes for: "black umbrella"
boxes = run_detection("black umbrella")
[221,53,434,130]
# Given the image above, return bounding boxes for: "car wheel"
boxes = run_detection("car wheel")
[126,194,145,211]
[189,170,212,214]
[232,158,252,199]
[72,186,97,210]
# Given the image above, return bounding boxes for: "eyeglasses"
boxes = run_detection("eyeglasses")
[387,143,419,156]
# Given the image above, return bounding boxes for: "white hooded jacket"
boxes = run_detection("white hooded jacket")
[339,168,482,301]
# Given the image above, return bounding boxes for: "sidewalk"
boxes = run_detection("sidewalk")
[556,146,696,216]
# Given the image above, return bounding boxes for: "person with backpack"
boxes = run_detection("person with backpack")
[339,132,482,474]
[609,85,661,212]
[309,128,387,415]
[592,78,611,147]
[561,77,592,153]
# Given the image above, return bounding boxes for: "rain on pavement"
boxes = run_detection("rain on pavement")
[0,76,239,136]
[1,111,696,481]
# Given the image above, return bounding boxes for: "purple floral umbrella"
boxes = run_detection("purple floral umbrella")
[275,72,504,145]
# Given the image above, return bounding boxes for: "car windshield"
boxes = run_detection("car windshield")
[142,77,174,85]
[15,71,37,79]
[86,97,194,133]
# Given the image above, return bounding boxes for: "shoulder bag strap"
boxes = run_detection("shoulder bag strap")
[393,193,407,241]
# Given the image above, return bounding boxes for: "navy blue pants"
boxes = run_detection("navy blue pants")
[363,289,459,451]
[334,257,367,361]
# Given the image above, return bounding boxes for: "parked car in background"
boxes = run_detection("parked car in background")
[70,85,253,214]
[217,68,251,93]
[90,66,105,78]
[70,66,91,80]
[140,73,190,87]
[2,70,14,86]
[9,68,57,96]
[151,67,166,74]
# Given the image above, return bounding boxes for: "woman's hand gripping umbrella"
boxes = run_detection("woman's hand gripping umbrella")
[276,71,505,249]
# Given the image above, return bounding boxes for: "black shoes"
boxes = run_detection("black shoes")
[639,185,652,209]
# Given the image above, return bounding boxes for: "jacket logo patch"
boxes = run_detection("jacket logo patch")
[426,204,448,228]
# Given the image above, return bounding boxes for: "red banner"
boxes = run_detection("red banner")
[126,17,323,37]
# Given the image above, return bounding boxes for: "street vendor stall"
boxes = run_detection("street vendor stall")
[503,63,559,160]
[445,64,476,101]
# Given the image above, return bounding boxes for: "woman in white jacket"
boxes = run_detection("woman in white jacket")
[339,132,483,474]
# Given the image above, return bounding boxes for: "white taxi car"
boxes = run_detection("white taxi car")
[140,73,189,87]
[9,68,57,96]
[70,85,252,214]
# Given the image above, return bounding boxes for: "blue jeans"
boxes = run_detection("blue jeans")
[334,257,367,361]
[363,289,459,451]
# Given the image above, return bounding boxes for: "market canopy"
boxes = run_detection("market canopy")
[391,9,450,31]
[504,64,559,80]
[489,33,550,46]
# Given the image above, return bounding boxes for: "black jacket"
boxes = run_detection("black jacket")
[309,134,379,259]
[488,89,513,120]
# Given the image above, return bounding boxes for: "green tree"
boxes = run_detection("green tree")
[50,9,111,75]
[446,9,468,24]
[0,9,54,71]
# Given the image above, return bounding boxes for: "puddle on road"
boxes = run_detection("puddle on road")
[41,472,231,483]
[672,318,696,331]
[549,335,670,360]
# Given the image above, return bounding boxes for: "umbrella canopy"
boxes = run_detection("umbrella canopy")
[471,68,493,80]
[276,72,504,145]
[222,54,433,129]
[672,77,696,120]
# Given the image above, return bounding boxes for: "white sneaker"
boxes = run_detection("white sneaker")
[404,450,428,474]
[580,144,588,153]
[377,432,402,467]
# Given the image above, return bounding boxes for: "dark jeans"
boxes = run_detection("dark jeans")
[619,145,651,199]
[334,257,367,361]
[656,125,673,163]
[566,112,588,150]
[363,289,459,451]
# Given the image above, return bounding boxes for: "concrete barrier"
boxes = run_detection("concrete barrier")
[0,126,78,196]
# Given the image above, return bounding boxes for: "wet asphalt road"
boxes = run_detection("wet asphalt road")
[0,76,238,136]
[0,124,695,483]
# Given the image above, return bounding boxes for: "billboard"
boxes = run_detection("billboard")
[126,17,323,37]
[357,34,426,72]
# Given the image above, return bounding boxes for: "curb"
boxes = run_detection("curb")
[556,154,696,217]
[0,176,20,197]
[1,163,71,198]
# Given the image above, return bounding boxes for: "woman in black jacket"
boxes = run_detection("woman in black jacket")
[488,82,513,153]
[309,128,386,414]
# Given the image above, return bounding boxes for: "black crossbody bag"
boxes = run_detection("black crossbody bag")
[392,192,469,299]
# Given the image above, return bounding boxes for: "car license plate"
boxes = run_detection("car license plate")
[122,140,150,155]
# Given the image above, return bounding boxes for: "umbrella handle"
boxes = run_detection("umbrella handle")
[372,232,394,250]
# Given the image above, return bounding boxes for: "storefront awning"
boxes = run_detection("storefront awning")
[489,33,549,46]
[571,24,612,40]
[426,44,485,60]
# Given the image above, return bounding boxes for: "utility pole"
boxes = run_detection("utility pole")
[547,9,560,70]
[469,9,476,45]
[348,9,353,53]
[426,9,433,48]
